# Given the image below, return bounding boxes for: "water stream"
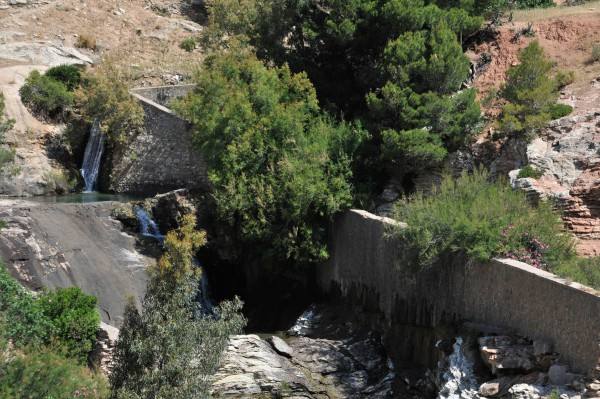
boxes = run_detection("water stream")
[438,337,481,399]
[80,120,106,193]
[134,206,164,242]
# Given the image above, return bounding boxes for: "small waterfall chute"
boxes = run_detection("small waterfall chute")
[192,258,214,314]
[134,206,164,242]
[80,120,106,192]
[438,337,481,399]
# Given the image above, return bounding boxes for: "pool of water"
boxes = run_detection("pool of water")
[28,192,144,204]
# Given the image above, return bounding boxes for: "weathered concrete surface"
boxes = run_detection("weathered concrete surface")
[319,210,600,374]
[106,87,208,194]
[0,200,150,326]
[130,85,195,108]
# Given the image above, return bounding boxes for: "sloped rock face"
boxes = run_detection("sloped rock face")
[500,111,600,255]
[0,200,150,326]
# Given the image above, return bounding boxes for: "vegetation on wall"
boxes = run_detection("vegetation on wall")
[174,50,366,265]
[498,41,572,140]
[75,63,144,144]
[391,169,600,289]
[110,214,246,399]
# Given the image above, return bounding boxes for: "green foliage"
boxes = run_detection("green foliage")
[555,257,600,290]
[19,70,74,120]
[0,348,108,399]
[203,0,484,191]
[38,288,100,363]
[110,214,246,399]
[392,169,574,270]
[517,164,543,179]
[174,50,366,265]
[45,64,83,91]
[179,37,197,52]
[0,92,15,173]
[548,103,573,120]
[514,0,554,8]
[75,64,144,143]
[0,263,100,362]
[0,265,52,347]
[498,41,571,140]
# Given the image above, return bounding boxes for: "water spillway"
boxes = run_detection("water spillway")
[80,120,106,193]
[134,206,164,242]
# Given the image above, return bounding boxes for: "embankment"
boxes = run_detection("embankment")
[105,85,208,194]
[318,209,600,374]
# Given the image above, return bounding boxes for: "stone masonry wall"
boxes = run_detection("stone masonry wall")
[318,209,600,374]
[106,88,208,194]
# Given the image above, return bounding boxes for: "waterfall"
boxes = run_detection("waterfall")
[193,258,214,314]
[80,120,106,192]
[438,337,481,399]
[134,206,164,242]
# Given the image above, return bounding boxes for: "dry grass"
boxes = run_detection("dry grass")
[75,34,97,50]
[512,0,600,21]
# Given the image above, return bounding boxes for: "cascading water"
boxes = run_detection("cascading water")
[134,206,164,242]
[80,120,106,193]
[192,258,214,314]
[438,337,481,399]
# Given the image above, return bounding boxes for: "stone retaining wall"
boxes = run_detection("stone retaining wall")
[106,86,208,194]
[318,209,600,374]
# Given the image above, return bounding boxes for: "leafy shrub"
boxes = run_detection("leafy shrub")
[0,264,52,347]
[555,70,575,88]
[515,0,554,8]
[19,70,74,119]
[555,257,600,290]
[174,50,366,265]
[549,103,573,119]
[591,43,600,63]
[45,64,83,91]
[75,63,144,143]
[38,288,100,363]
[76,34,97,50]
[517,165,543,179]
[179,37,197,52]
[0,263,100,362]
[0,348,108,398]
[392,168,574,269]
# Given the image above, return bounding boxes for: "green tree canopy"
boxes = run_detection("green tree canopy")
[498,41,572,140]
[203,0,484,194]
[174,50,366,265]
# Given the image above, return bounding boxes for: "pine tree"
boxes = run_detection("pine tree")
[498,41,572,140]
[110,214,246,399]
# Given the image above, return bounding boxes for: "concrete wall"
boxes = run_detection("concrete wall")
[106,87,208,194]
[319,209,600,374]
[130,85,196,108]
